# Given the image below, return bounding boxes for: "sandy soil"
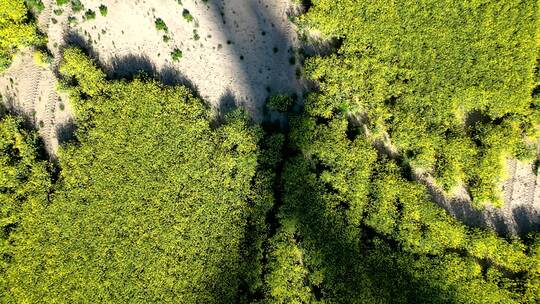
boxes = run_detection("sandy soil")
[0,0,74,154]
[67,0,305,123]
[416,159,540,235]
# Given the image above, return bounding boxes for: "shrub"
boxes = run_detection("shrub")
[0,0,43,71]
[33,49,52,67]
[171,48,182,61]
[98,4,107,16]
[56,0,69,5]
[71,0,83,12]
[83,9,96,20]
[155,18,168,32]
[182,9,193,22]
[25,0,45,12]
[267,94,294,112]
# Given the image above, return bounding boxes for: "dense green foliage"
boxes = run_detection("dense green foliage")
[300,0,540,206]
[0,0,42,71]
[0,48,272,303]
[0,114,51,301]
[264,107,540,303]
[1,1,539,303]
[267,94,294,112]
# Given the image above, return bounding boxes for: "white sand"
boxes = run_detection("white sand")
[416,157,540,235]
[68,0,304,122]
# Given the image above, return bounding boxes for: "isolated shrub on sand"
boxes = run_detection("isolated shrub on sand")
[98,4,107,16]
[182,9,193,22]
[155,18,168,32]
[171,48,182,61]
[83,9,95,20]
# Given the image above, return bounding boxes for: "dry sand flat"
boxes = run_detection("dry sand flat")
[69,0,304,122]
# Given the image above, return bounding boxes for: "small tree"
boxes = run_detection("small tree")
[182,9,193,22]
[171,49,182,61]
[99,4,108,16]
[267,95,294,112]
[155,18,168,32]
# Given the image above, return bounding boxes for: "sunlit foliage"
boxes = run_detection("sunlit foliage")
[264,107,540,303]
[0,114,50,300]
[0,0,42,71]
[300,0,540,206]
[2,48,268,303]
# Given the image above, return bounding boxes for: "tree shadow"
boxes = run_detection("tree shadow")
[63,31,200,95]
[55,119,76,145]
[273,157,465,303]
[512,205,540,233]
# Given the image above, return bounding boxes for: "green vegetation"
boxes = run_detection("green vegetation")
[267,94,294,112]
[300,0,539,207]
[263,106,540,303]
[33,49,52,67]
[98,4,107,17]
[83,9,96,21]
[0,0,43,71]
[25,0,44,12]
[55,0,68,5]
[171,48,182,61]
[182,9,193,22]
[1,48,273,302]
[154,18,168,32]
[71,0,83,13]
[0,1,539,303]
[0,114,51,298]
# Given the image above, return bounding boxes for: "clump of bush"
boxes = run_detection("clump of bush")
[155,18,168,32]
[71,0,83,12]
[83,9,96,20]
[1,0,43,71]
[171,48,182,61]
[99,4,107,16]
[33,49,52,67]
[182,9,193,22]
[25,0,45,12]
[56,0,69,5]
[267,94,294,112]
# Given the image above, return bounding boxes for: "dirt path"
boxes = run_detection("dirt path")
[0,0,74,154]
[416,157,539,235]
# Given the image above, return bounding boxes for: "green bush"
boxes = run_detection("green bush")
[171,48,182,61]
[267,94,294,112]
[182,9,193,22]
[98,4,107,16]
[2,48,266,303]
[71,0,83,12]
[25,0,44,12]
[83,9,96,20]
[155,18,168,32]
[300,0,539,206]
[0,0,43,71]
